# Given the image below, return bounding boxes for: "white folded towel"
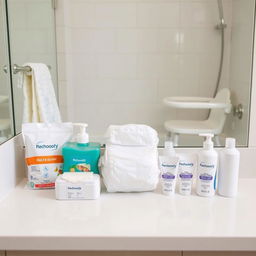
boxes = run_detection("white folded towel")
[19,63,61,123]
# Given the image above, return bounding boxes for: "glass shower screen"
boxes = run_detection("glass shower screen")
[6,0,58,133]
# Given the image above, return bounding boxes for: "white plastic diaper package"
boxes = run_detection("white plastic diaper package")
[101,124,160,192]
[22,123,73,189]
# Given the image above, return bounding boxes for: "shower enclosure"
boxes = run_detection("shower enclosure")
[57,0,255,146]
[0,0,13,144]
[214,0,227,97]
[0,0,58,143]
[163,0,230,146]
[0,0,255,147]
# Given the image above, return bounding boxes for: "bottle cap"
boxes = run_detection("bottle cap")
[73,123,89,144]
[165,141,173,149]
[163,141,175,155]
[225,137,236,148]
[199,133,214,150]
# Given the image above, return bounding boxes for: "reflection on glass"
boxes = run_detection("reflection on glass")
[3,0,255,147]
[7,0,58,134]
[0,0,13,144]
[55,0,255,147]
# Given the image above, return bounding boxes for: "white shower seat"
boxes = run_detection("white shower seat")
[163,88,232,146]
[164,120,222,135]
[163,96,230,111]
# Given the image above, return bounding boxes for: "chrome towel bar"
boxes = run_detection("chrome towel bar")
[13,64,51,74]
[13,64,31,74]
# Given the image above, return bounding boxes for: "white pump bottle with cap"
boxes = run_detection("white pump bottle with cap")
[74,123,89,144]
[196,133,218,197]
[218,138,240,197]
[163,141,176,156]
[159,141,179,195]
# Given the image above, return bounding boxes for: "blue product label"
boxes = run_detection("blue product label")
[63,143,101,174]
[199,173,213,181]
[214,174,217,190]
[162,172,175,180]
[68,186,82,190]
[199,162,215,169]
[162,163,176,168]
[179,162,194,167]
[179,172,193,179]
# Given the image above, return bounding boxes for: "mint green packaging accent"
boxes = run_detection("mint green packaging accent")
[62,142,100,174]
[62,124,100,174]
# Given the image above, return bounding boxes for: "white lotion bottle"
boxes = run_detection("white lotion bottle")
[159,141,179,195]
[196,134,218,197]
[178,153,197,196]
[218,138,240,197]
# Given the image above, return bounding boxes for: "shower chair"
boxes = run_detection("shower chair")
[163,88,232,146]
[162,0,229,146]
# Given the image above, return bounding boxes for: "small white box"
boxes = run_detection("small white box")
[55,174,100,200]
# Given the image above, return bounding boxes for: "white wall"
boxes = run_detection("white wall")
[55,0,233,144]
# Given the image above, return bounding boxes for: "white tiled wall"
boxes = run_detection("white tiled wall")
[56,0,234,144]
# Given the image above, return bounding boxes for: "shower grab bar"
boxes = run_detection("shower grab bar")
[13,64,51,74]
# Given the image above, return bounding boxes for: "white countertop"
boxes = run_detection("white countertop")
[0,179,255,251]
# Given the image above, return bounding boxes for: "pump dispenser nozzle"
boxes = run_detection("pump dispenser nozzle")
[73,123,89,144]
[199,133,214,150]
[163,140,175,156]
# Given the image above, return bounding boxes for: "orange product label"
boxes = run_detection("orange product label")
[35,183,55,188]
[26,155,63,166]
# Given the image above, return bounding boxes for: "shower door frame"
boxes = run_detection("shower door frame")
[0,0,15,142]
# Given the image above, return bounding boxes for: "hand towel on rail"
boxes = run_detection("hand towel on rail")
[19,63,61,123]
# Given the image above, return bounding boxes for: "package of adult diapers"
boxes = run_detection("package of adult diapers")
[101,124,160,192]
[22,123,73,189]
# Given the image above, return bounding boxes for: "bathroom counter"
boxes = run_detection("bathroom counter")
[0,179,255,251]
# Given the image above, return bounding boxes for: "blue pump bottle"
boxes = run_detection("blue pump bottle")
[62,123,100,174]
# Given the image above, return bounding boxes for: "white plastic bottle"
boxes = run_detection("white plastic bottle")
[218,138,240,197]
[178,153,197,196]
[159,141,179,195]
[196,134,218,197]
